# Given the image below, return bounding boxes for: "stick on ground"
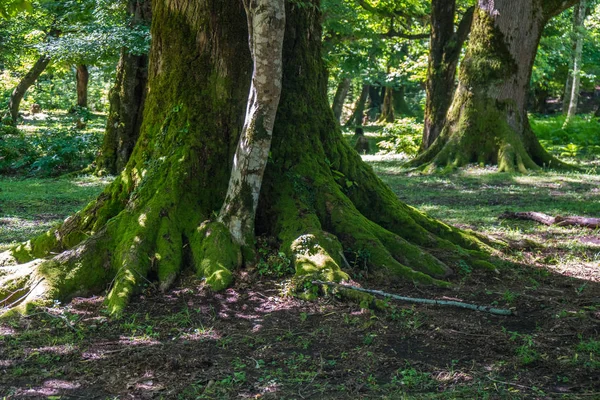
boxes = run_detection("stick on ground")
[313,280,513,316]
[500,211,600,229]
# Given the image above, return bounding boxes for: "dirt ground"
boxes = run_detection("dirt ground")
[1,256,599,399]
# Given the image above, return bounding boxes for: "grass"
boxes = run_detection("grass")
[0,175,111,251]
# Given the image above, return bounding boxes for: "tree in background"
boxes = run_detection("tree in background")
[95,0,151,175]
[421,0,473,150]
[564,0,588,123]
[409,0,578,173]
[1,0,492,316]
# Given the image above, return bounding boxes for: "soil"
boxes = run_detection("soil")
[1,257,599,399]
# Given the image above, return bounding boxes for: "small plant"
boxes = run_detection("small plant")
[256,238,293,278]
[508,331,539,365]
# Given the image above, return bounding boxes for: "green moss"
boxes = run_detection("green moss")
[189,221,241,291]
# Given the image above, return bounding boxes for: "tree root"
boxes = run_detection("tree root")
[500,211,600,229]
[313,280,513,316]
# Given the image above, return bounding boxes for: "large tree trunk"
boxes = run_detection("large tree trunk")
[421,1,473,151]
[95,0,151,175]
[1,0,493,316]
[345,84,369,126]
[331,77,350,123]
[6,55,50,123]
[564,0,586,123]
[75,64,89,108]
[410,0,577,172]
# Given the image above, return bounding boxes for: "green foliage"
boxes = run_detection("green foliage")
[376,117,423,155]
[531,114,600,159]
[256,238,293,278]
[0,122,101,176]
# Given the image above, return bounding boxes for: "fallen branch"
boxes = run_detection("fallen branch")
[500,211,600,229]
[313,280,513,316]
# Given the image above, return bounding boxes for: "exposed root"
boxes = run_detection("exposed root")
[189,221,242,292]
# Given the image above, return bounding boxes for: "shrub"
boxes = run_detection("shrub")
[0,125,102,176]
[377,118,423,156]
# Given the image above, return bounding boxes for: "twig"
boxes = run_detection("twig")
[313,280,513,316]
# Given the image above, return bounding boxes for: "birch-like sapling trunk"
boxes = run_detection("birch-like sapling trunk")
[219,0,286,247]
[564,0,586,124]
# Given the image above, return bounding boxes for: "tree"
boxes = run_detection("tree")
[409,0,578,172]
[331,77,350,123]
[95,0,151,175]
[345,83,370,126]
[6,54,50,122]
[421,0,473,150]
[75,64,88,108]
[563,0,587,122]
[1,0,492,316]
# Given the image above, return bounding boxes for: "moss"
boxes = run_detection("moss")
[189,221,241,291]
[459,9,517,86]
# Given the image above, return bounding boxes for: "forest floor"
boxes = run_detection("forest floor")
[1,132,600,399]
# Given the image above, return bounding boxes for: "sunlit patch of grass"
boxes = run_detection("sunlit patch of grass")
[0,175,110,250]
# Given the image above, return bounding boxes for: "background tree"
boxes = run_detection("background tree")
[410,0,578,173]
[95,0,151,175]
[1,0,492,316]
[421,0,473,150]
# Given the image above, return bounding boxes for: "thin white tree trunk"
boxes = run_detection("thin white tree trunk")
[565,0,586,123]
[219,0,286,246]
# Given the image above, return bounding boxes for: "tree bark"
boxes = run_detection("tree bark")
[95,0,151,175]
[218,0,285,248]
[75,64,89,108]
[331,77,350,123]
[1,0,494,316]
[345,84,369,126]
[378,86,395,123]
[564,0,586,123]
[421,2,474,151]
[6,55,50,123]
[410,0,578,172]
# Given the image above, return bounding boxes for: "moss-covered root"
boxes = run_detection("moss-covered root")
[0,261,46,316]
[1,232,115,317]
[189,221,242,292]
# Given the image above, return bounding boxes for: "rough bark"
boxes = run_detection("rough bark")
[219,0,286,248]
[422,2,474,151]
[95,0,151,175]
[410,0,577,172]
[6,55,50,123]
[345,84,369,126]
[75,64,89,108]
[331,77,350,123]
[564,0,586,123]
[1,0,494,317]
[378,86,395,123]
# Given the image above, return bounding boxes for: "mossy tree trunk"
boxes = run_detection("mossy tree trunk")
[410,0,578,172]
[6,55,50,123]
[95,0,151,175]
[331,77,350,123]
[1,0,494,316]
[421,1,473,150]
[75,64,89,108]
